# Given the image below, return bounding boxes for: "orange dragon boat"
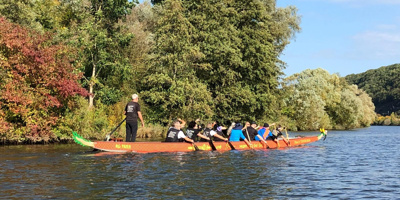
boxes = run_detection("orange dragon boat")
[73,129,327,153]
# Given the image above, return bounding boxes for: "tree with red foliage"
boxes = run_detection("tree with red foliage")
[0,17,88,142]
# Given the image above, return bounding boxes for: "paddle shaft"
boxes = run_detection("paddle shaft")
[209,140,217,150]
[193,143,200,151]
[227,141,236,150]
[105,118,126,141]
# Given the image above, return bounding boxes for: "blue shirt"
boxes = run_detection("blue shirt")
[255,128,270,141]
[229,129,246,142]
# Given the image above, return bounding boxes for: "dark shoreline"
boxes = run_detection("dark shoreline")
[0,138,75,146]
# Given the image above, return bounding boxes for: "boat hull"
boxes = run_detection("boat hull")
[90,136,321,153]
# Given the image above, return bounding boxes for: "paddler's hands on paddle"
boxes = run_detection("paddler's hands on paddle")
[184,137,194,143]
[262,139,269,148]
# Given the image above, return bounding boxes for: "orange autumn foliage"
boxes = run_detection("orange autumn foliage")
[0,17,88,142]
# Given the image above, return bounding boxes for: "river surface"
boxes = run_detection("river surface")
[1,126,399,199]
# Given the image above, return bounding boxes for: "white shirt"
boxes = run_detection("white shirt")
[209,130,217,136]
[177,130,186,139]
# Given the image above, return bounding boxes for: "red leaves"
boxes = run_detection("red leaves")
[0,17,88,139]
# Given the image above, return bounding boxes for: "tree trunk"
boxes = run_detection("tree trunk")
[89,53,97,109]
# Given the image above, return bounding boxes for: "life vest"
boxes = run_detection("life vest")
[165,127,184,142]
[199,128,212,142]
[186,128,198,142]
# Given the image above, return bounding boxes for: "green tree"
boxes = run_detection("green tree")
[122,2,156,92]
[183,0,300,122]
[140,0,213,123]
[0,0,42,30]
[283,68,375,130]
[140,0,300,123]
[75,0,135,108]
[346,64,400,115]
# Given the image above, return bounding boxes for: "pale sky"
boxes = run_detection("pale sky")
[277,0,400,76]
[138,0,400,77]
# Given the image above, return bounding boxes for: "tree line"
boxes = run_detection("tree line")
[0,0,375,143]
[346,64,400,116]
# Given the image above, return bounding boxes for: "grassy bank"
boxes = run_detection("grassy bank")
[0,123,167,145]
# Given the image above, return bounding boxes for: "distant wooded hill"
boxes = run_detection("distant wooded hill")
[345,64,400,115]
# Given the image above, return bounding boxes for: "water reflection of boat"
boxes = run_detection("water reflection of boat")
[72,130,327,153]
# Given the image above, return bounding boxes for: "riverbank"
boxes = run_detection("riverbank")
[0,123,167,145]
[374,113,400,126]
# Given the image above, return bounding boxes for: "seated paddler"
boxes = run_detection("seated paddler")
[229,123,251,146]
[199,122,228,142]
[267,125,290,146]
[165,120,194,143]
[186,121,210,142]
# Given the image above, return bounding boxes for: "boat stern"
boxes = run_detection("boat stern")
[72,132,95,148]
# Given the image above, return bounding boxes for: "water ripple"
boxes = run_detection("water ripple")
[1,127,400,199]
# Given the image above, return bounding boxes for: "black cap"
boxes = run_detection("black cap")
[263,123,269,127]
[251,121,257,125]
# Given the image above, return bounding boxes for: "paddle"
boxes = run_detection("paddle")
[209,139,217,151]
[283,127,291,146]
[105,117,126,141]
[227,141,236,150]
[245,127,252,145]
[192,143,200,151]
[270,124,280,148]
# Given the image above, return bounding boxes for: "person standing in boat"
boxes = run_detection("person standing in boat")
[166,120,195,143]
[124,94,144,142]
[199,122,228,142]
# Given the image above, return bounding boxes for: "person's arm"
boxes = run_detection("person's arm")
[244,139,252,147]
[178,131,194,143]
[239,132,248,141]
[213,133,228,141]
[138,111,144,127]
[184,136,194,143]
[256,134,269,148]
[256,134,267,143]
[177,118,186,129]
[197,133,210,141]
[210,130,228,141]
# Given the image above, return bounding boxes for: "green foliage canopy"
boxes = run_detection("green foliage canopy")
[283,68,375,130]
[346,64,400,115]
[140,0,301,123]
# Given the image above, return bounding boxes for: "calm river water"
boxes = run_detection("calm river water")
[1,126,399,199]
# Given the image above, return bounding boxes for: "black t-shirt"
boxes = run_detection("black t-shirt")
[243,127,258,141]
[125,101,140,122]
[186,128,200,142]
